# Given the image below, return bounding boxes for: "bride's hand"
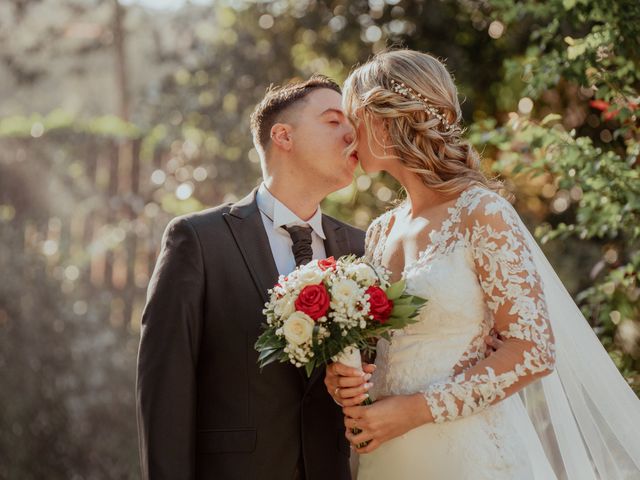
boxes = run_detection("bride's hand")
[343,394,430,453]
[325,362,376,407]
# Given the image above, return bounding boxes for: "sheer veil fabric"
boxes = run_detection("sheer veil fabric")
[516,216,640,479]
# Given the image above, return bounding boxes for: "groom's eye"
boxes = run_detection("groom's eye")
[329,120,340,125]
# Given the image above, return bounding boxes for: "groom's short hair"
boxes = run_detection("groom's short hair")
[250,74,341,153]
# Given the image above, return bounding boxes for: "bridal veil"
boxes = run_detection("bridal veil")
[516,216,640,479]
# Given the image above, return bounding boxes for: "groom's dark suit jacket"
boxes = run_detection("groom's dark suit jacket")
[136,188,365,480]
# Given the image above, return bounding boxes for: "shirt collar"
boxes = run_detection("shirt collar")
[256,183,326,239]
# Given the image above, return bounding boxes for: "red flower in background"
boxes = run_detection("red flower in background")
[590,99,639,121]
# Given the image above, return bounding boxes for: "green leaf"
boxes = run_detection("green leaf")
[390,304,419,317]
[257,346,279,362]
[385,279,406,300]
[254,338,269,350]
[567,43,587,60]
[540,113,562,126]
[392,296,414,305]
[258,350,283,368]
[305,359,316,377]
[411,295,428,306]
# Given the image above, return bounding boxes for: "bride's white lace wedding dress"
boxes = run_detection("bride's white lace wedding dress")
[356,185,640,480]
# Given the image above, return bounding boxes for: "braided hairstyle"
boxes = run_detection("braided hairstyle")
[343,49,501,196]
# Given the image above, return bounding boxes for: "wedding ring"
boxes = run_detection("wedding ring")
[334,387,341,398]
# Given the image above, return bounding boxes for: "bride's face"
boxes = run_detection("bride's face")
[353,111,391,174]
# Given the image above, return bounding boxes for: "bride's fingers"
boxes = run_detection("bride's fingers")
[337,382,373,400]
[337,374,370,388]
[340,393,370,407]
[332,362,365,378]
[362,363,376,374]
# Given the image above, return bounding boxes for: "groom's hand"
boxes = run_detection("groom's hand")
[325,362,376,407]
[484,329,504,356]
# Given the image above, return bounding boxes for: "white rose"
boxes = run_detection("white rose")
[297,267,325,287]
[331,278,360,305]
[282,311,315,346]
[274,296,295,319]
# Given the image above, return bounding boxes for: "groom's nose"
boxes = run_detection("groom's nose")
[343,128,354,145]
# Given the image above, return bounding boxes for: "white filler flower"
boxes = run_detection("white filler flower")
[331,278,360,305]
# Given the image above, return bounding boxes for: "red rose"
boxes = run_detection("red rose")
[366,286,394,323]
[295,284,330,321]
[318,257,337,271]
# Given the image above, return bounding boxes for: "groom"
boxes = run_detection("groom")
[136,75,366,480]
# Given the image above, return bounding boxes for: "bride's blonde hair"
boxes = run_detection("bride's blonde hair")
[343,49,501,195]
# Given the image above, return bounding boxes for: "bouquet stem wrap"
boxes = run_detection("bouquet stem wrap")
[334,345,363,372]
[335,345,372,448]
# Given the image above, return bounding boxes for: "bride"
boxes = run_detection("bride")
[325,49,640,479]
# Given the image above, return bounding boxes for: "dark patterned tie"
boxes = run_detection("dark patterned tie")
[283,225,313,267]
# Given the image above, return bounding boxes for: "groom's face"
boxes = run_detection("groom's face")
[289,88,358,191]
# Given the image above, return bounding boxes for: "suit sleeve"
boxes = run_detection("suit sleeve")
[136,217,204,479]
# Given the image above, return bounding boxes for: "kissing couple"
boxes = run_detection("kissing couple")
[136,49,640,479]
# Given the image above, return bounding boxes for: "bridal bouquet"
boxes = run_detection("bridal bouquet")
[255,255,426,376]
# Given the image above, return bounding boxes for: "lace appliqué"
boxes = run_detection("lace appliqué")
[365,208,397,266]
[422,188,556,423]
[452,326,491,375]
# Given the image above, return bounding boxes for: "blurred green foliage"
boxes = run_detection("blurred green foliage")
[0,0,638,478]
[471,0,640,392]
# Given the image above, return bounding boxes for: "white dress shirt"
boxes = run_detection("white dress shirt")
[256,183,327,276]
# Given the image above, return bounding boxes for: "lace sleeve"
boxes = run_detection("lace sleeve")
[422,193,556,423]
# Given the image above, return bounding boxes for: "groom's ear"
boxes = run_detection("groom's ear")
[270,123,293,152]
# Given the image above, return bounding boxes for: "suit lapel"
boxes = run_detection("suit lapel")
[223,189,279,305]
[321,215,350,260]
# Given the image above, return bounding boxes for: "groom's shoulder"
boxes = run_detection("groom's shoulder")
[323,214,365,242]
[323,213,361,231]
[163,193,251,238]
[165,202,233,231]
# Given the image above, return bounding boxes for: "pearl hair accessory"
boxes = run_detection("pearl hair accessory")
[390,78,456,133]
